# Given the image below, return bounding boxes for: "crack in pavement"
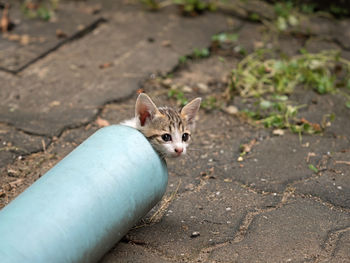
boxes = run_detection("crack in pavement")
[1,18,107,74]
[313,226,350,262]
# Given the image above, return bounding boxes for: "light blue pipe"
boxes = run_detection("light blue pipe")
[0,125,168,263]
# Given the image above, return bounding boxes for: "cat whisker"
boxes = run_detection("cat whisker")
[186,148,202,152]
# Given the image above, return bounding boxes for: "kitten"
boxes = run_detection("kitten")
[121,93,201,158]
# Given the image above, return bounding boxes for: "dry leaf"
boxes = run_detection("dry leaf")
[137,88,145,94]
[161,40,171,47]
[306,152,316,163]
[56,29,67,38]
[7,34,20,41]
[49,100,61,107]
[20,34,30,45]
[95,117,110,127]
[335,160,350,166]
[241,139,257,153]
[0,3,9,33]
[99,62,112,69]
[9,179,23,189]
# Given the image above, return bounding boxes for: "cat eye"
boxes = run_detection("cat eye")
[161,133,172,142]
[182,133,190,142]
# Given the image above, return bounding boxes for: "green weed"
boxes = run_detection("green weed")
[308,164,319,173]
[193,48,210,58]
[229,49,350,135]
[212,32,239,44]
[201,96,219,110]
[229,49,350,98]
[272,1,300,31]
[141,0,216,14]
[141,0,160,10]
[168,89,188,106]
[248,13,260,22]
[174,0,216,14]
[241,97,324,135]
[178,47,210,64]
[179,55,188,64]
[21,0,58,21]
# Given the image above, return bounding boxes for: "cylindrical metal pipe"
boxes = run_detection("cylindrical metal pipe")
[0,125,168,263]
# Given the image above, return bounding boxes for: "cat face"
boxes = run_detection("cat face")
[135,93,201,158]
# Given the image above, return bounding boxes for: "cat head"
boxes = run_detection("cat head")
[135,93,201,158]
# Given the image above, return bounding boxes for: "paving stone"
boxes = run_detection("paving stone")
[100,242,174,263]
[126,181,279,260]
[233,132,349,193]
[305,38,340,53]
[334,19,350,50]
[0,151,14,173]
[0,123,49,154]
[0,2,103,73]
[302,16,336,36]
[171,56,240,90]
[290,88,350,138]
[234,22,264,53]
[208,198,350,262]
[0,123,50,170]
[294,151,350,208]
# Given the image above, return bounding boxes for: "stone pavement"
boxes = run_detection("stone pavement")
[0,1,349,262]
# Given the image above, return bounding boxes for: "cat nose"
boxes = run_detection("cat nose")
[175,148,183,154]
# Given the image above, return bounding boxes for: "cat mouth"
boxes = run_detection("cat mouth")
[170,152,183,158]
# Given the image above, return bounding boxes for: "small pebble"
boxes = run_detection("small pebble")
[237,156,244,162]
[197,83,209,93]
[337,186,342,190]
[190,231,200,238]
[273,129,284,136]
[226,207,231,211]
[182,85,192,93]
[201,154,208,159]
[162,78,172,86]
[224,105,238,115]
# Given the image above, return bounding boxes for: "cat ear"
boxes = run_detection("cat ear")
[181,97,201,128]
[135,93,159,126]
